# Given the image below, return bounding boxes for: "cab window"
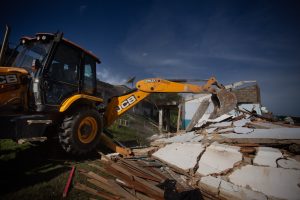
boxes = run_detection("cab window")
[82,55,96,94]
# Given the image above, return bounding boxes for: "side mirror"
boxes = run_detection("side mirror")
[31,59,42,72]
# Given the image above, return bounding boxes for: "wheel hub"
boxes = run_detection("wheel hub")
[77,116,98,144]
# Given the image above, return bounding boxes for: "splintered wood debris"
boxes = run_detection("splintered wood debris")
[75,155,204,200]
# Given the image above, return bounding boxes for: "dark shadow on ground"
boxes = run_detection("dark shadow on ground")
[0,137,102,197]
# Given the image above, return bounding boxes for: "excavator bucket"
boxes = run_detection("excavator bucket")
[185,89,237,131]
[210,89,237,119]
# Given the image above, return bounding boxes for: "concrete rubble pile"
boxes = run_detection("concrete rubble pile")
[76,81,299,200]
[147,111,300,200]
[75,115,300,200]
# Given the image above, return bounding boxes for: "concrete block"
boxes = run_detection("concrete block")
[219,180,267,200]
[229,165,300,200]
[152,143,205,172]
[197,142,242,176]
[277,158,300,170]
[253,147,282,167]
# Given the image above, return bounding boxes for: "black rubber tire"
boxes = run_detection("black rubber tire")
[59,108,103,155]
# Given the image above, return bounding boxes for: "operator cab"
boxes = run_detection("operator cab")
[8,32,101,112]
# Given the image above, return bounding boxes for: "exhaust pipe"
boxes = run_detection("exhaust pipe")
[0,25,11,66]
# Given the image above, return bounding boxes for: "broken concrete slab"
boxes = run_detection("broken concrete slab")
[219,128,300,144]
[219,180,267,200]
[197,142,242,176]
[194,102,215,128]
[154,131,203,144]
[233,127,253,134]
[229,165,300,200]
[152,143,205,172]
[198,176,221,195]
[233,118,251,127]
[186,100,210,132]
[277,158,300,170]
[209,121,232,128]
[253,147,282,167]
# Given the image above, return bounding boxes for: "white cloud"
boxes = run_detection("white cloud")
[96,67,127,85]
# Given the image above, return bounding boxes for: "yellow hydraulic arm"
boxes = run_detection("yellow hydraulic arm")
[104,77,219,128]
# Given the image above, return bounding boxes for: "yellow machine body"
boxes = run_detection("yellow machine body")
[0,67,29,112]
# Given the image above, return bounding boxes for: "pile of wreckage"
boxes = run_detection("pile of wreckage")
[75,113,300,200]
[75,81,300,200]
[148,112,300,200]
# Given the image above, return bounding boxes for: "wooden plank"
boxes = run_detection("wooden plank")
[107,179,139,200]
[107,164,164,200]
[81,169,135,200]
[118,163,161,182]
[74,183,120,200]
[88,163,107,172]
[239,147,256,154]
[232,143,259,147]
[87,178,119,197]
[145,166,171,180]
[87,171,111,185]
[88,178,137,200]
[119,159,163,181]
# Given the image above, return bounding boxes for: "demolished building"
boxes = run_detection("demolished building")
[75,80,300,200]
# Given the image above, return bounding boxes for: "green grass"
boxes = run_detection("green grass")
[0,139,31,161]
[0,113,158,199]
[0,139,106,200]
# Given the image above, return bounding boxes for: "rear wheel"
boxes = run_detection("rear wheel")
[59,108,102,155]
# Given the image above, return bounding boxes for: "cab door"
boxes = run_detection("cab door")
[43,42,80,105]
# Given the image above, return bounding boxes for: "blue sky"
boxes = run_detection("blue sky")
[1,0,300,116]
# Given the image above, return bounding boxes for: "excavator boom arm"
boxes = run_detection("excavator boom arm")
[103,76,222,128]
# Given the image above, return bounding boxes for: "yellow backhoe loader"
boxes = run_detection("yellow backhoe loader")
[0,28,237,156]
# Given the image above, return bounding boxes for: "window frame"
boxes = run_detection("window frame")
[80,54,97,95]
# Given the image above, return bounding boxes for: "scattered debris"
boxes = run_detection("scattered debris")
[74,80,300,200]
[146,102,300,199]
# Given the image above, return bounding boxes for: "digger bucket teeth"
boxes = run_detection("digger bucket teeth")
[210,89,237,119]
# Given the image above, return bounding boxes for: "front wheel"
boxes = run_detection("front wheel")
[59,108,103,155]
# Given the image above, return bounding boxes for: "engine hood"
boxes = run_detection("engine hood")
[0,66,29,75]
